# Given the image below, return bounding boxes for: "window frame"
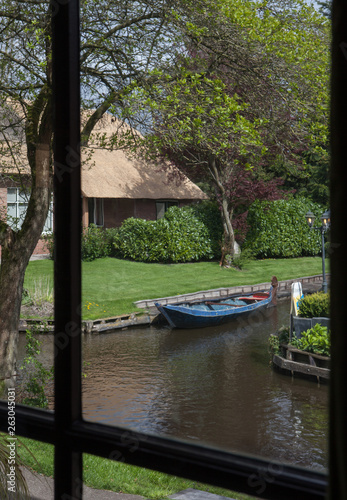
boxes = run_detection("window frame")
[7,187,54,233]
[2,0,345,498]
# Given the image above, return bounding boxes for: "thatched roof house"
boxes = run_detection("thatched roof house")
[81,113,207,227]
[0,108,207,254]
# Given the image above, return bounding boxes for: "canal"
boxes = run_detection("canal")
[17,298,328,472]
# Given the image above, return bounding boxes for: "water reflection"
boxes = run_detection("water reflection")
[16,299,328,471]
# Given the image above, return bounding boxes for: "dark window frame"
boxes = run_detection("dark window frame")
[2,0,347,498]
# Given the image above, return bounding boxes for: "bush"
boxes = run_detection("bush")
[114,205,218,263]
[291,323,330,356]
[189,202,223,258]
[80,203,223,263]
[42,233,54,259]
[298,291,330,318]
[82,224,113,261]
[244,197,324,258]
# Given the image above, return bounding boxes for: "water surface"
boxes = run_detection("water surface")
[80,299,328,471]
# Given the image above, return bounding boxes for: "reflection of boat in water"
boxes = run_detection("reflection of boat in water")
[155,288,273,329]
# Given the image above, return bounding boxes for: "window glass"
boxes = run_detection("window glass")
[7,188,53,232]
[156,202,166,219]
[88,197,104,226]
[7,187,18,203]
[156,201,178,219]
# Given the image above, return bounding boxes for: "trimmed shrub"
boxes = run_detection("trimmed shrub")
[298,291,330,318]
[244,197,324,258]
[189,201,223,258]
[82,224,112,261]
[113,205,218,263]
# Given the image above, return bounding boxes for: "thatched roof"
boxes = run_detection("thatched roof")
[1,108,207,201]
[81,149,206,200]
[81,112,207,200]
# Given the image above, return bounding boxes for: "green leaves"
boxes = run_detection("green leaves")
[112,204,222,263]
[298,291,330,318]
[244,197,324,258]
[292,323,330,356]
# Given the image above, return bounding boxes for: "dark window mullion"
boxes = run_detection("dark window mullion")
[52,0,82,498]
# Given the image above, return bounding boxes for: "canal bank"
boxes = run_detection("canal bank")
[19,273,330,334]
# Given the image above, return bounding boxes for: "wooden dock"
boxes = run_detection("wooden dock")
[19,312,153,334]
[272,344,330,383]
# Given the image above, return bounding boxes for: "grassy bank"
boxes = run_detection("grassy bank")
[18,437,258,500]
[23,256,327,319]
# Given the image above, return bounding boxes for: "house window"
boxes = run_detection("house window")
[156,200,178,219]
[88,197,104,226]
[7,188,53,232]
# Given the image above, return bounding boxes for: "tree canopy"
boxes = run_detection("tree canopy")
[118,0,330,257]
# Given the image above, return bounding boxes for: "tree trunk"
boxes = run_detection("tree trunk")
[0,182,51,395]
[220,194,235,260]
[0,93,52,394]
[208,155,236,263]
[0,242,31,392]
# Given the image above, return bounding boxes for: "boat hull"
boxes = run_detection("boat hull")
[155,290,272,329]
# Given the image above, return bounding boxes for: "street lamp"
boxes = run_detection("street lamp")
[305,209,331,293]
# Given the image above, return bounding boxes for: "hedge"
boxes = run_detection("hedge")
[81,226,118,261]
[244,198,324,258]
[113,204,219,263]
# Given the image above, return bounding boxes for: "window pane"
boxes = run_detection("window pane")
[7,203,17,220]
[156,202,165,219]
[18,190,29,203]
[43,206,53,233]
[95,199,104,226]
[88,198,95,224]
[7,188,18,203]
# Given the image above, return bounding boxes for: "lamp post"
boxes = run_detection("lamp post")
[305,209,331,293]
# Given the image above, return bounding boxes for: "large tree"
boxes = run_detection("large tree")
[0,0,193,391]
[119,0,330,259]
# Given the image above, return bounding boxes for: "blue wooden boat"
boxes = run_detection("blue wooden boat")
[155,288,273,329]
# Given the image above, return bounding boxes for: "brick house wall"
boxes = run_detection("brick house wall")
[1,191,199,258]
[96,198,192,228]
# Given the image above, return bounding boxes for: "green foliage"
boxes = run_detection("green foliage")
[114,205,218,263]
[42,233,54,259]
[298,291,330,318]
[291,323,330,356]
[19,326,53,408]
[0,433,30,499]
[25,256,324,319]
[82,225,115,262]
[268,326,290,356]
[268,334,280,356]
[231,247,255,270]
[244,198,324,258]
[190,202,223,257]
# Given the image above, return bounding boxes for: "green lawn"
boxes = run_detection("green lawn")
[18,437,259,500]
[23,256,327,319]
